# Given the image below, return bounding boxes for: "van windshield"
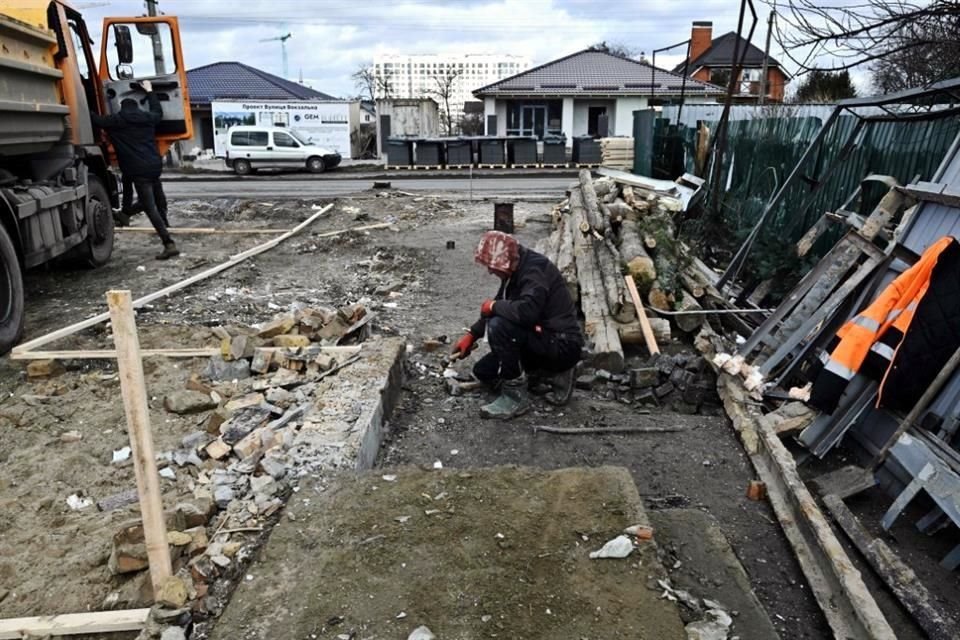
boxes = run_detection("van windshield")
[290,130,313,145]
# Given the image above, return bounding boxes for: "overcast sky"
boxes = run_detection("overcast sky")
[80,0,872,98]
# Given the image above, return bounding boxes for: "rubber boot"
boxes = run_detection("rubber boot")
[545,366,576,406]
[480,374,531,420]
[156,241,180,260]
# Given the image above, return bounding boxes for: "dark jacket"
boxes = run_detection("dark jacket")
[91,93,163,178]
[470,246,582,342]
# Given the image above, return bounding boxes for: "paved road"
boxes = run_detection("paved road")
[162,177,573,198]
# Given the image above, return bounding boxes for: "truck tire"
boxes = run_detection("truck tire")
[0,223,25,354]
[81,176,114,267]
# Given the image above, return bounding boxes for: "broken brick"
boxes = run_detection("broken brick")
[257,315,296,339]
[654,382,675,399]
[629,368,660,389]
[204,438,231,460]
[26,359,65,378]
[273,334,311,349]
[250,349,274,374]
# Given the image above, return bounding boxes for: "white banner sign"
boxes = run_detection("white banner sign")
[211,100,351,157]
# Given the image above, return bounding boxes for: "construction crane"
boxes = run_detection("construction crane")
[260,32,292,80]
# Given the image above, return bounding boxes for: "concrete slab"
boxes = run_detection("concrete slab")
[651,508,780,639]
[210,466,686,639]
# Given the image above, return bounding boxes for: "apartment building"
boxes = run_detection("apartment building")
[372,53,531,128]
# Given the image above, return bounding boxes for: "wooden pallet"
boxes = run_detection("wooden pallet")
[411,164,443,170]
[576,163,601,169]
[446,164,473,169]
[540,163,570,169]
[511,163,540,169]
[477,164,507,169]
[385,165,413,170]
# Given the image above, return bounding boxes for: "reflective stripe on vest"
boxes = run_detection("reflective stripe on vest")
[852,315,881,332]
[870,341,896,362]
[824,358,856,380]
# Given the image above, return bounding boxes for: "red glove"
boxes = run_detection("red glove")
[452,332,476,358]
[480,299,496,317]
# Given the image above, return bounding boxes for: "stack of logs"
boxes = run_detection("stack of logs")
[537,170,716,373]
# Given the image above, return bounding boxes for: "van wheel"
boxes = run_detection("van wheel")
[234,159,252,176]
[81,176,114,267]
[0,223,25,354]
[306,156,326,174]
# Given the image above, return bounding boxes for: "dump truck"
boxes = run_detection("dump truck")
[0,0,192,353]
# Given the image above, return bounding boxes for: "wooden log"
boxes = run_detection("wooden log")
[106,290,172,596]
[673,291,706,333]
[648,280,672,311]
[0,609,150,639]
[605,199,633,224]
[823,494,960,640]
[579,169,609,237]
[640,211,680,295]
[599,237,634,323]
[570,187,624,372]
[11,204,340,358]
[617,222,656,290]
[593,176,617,198]
[679,272,706,298]
[555,211,578,303]
[643,232,657,249]
[695,123,711,177]
[619,318,671,345]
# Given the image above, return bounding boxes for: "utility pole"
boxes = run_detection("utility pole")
[759,11,774,104]
[145,0,165,75]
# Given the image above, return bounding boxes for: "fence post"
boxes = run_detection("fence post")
[633,108,656,176]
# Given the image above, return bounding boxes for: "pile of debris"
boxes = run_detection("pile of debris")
[537,169,714,372]
[101,303,377,622]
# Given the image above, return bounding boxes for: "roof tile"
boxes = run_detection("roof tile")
[186,62,337,104]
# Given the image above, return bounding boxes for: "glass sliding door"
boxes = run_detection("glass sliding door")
[521,105,546,139]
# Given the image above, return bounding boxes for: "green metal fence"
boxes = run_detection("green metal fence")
[651,111,960,283]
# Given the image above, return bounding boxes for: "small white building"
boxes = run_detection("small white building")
[474,49,724,146]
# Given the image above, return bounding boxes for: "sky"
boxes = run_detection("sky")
[78,0,873,98]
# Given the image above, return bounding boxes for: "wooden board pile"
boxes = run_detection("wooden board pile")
[538,170,713,372]
[599,137,635,170]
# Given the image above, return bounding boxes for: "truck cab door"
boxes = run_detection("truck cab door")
[98,17,192,156]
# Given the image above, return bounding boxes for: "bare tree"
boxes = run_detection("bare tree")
[352,63,394,102]
[423,67,464,135]
[590,41,642,59]
[767,1,960,90]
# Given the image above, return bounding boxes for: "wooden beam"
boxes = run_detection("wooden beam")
[823,494,960,640]
[107,290,171,595]
[12,206,378,358]
[0,608,150,639]
[116,227,289,235]
[623,274,659,356]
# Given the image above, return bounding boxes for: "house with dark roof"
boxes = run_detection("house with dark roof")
[473,48,723,146]
[183,61,344,153]
[673,21,789,103]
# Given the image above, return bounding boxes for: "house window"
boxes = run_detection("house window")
[587,106,607,136]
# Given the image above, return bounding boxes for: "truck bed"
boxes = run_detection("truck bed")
[0,13,68,156]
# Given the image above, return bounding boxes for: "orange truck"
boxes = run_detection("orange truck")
[0,0,192,352]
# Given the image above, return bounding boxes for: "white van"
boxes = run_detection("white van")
[224,125,342,175]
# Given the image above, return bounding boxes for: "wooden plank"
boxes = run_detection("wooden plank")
[106,290,172,595]
[12,345,363,362]
[0,608,150,639]
[823,494,960,640]
[713,367,896,639]
[623,274,659,355]
[116,227,289,235]
[11,205,352,357]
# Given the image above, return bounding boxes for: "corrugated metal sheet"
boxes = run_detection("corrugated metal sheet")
[659,104,886,128]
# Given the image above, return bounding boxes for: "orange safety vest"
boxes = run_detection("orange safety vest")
[810,236,956,413]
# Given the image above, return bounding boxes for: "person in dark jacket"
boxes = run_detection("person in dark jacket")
[120,172,168,227]
[92,80,178,259]
[451,230,583,419]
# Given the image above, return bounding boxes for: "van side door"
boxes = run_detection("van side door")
[271,130,304,167]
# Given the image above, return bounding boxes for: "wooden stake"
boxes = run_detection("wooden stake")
[106,290,171,596]
[0,608,150,639]
[623,274,660,355]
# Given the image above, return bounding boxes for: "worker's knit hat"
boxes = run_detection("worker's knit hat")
[475,231,520,275]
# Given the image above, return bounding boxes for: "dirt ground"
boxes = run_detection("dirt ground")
[210,466,687,640]
[3,189,945,638]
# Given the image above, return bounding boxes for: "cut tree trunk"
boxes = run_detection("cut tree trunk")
[618,222,656,290]
[555,212,578,303]
[579,169,609,237]
[570,187,624,372]
[620,318,672,344]
[593,177,617,199]
[600,237,635,323]
[648,280,672,312]
[643,232,657,249]
[673,291,705,333]
[606,200,633,225]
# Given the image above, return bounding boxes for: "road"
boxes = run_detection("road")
[162,177,573,198]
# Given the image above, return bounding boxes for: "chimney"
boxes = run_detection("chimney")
[689,21,713,64]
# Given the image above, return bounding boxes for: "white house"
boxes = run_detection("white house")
[474,49,724,146]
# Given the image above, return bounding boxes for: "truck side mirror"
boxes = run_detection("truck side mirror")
[113,25,133,64]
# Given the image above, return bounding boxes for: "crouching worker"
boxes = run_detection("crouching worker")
[452,230,583,419]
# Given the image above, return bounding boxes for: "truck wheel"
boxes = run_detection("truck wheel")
[306,156,326,174]
[0,223,25,354]
[81,177,114,267]
[233,159,252,176]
